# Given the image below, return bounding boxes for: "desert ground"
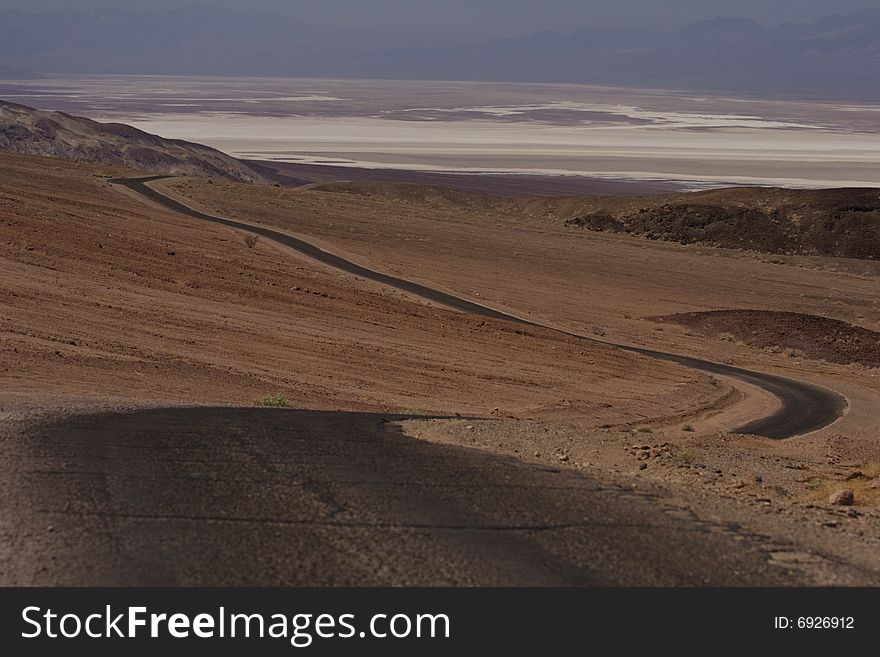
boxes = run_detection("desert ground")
[2,150,880,584]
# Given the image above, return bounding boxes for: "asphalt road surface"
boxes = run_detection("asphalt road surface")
[113,176,847,440]
[1,407,826,586]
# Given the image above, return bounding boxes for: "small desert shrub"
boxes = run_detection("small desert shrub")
[256,392,290,408]
[682,424,695,432]
[635,426,653,434]
[401,408,425,416]
[805,476,827,491]
[676,447,701,464]
[244,233,259,249]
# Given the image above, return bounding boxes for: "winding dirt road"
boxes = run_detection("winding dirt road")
[114,176,847,440]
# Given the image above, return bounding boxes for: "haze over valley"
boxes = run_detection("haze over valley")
[2,4,880,99]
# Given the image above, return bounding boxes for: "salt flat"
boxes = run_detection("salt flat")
[3,75,880,188]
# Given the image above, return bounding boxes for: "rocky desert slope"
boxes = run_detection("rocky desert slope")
[660,310,880,368]
[562,187,880,260]
[0,100,266,183]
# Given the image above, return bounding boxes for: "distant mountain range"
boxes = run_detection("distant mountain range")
[0,100,266,183]
[2,7,880,99]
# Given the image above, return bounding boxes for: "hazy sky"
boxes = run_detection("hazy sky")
[2,0,878,37]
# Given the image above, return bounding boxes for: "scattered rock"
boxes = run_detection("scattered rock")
[639,463,648,471]
[828,489,855,506]
[557,454,569,463]
[844,471,867,481]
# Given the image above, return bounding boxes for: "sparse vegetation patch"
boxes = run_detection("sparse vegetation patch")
[256,392,290,408]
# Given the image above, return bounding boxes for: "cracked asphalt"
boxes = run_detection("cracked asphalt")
[0,407,831,586]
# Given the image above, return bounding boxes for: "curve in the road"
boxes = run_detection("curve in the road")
[112,176,848,439]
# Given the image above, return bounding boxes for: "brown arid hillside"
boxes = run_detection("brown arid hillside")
[660,310,880,368]
[316,181,880,260]
[0,100,266,183]
[0,151,712,421]
[4,150,880,583]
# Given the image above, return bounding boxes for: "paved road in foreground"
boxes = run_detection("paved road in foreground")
[2,407,829,585]
[114,176,847,440]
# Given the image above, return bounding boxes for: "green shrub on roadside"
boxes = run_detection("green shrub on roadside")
[256,392,290,408]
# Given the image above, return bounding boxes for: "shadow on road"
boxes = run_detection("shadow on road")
[2,406,814,586]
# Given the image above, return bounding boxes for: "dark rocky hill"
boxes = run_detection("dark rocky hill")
[563,187,880,260]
